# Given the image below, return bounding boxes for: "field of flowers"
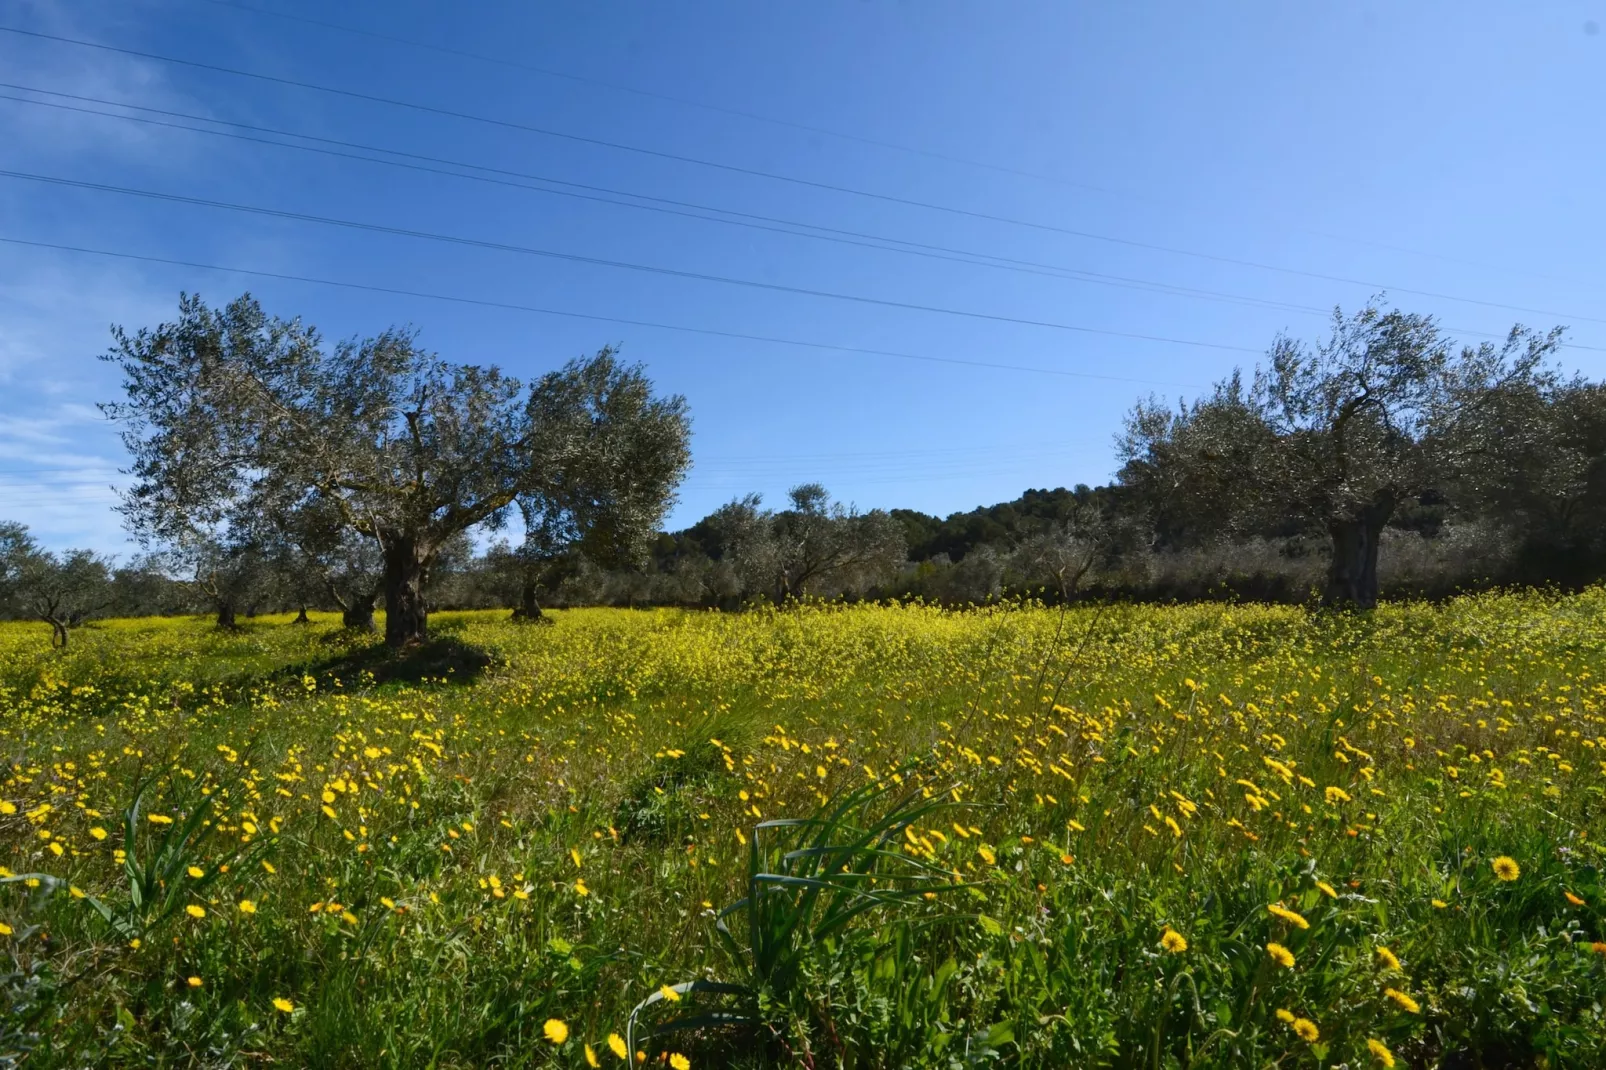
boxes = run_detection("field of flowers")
[2,593,1604,1068]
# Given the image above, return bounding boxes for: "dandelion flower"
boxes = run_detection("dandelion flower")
[543,1018,569,1044]
[1267,904,1310,930]
[187,866,204,879]
[185,904,206,918]
[272,997,294,1013]
[1160,928,1188,953]
[1491,856,1520,882]
[659,984,681,1002]
[1376,945,1401,971]
[89,826,108,840]
[669,1056,690,1070]
[1589,942,1606,956]
[1274,1008,1295,1023]
[1291,1017,1319,1043]
[0,922,12,936]
[585,1043,600,1067]
[187,976,203,987]
[1266,942,1295,968]
[574,878,590,897]
[1315,880,1337,899]
[1564,890,1585,906]
[1383,987,1421,1014]
[1431,898,1449,909]
[977,845,996,865]
[238,900,257,915]
[608,1033,628,1059]
[1366,1038,1396,1067]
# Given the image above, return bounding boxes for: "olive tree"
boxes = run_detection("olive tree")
[102,293,689,647]
[1118,303,1562,608]
[510,349,691,621]
[723,484,906,604]
[1443,376,1606,583]
[0,523,113,648]
[183,531,268,628]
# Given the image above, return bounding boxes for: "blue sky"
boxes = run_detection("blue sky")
[2,0,1603,553]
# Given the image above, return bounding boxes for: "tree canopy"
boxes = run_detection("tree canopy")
[102,293,691,645]
[1118,303,1563,607]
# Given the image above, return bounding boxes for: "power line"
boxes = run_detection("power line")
[198,0,1101,194]
[0,236,1208,387]
[0,86,1322,319]
[0,169,1265,353]
[199,1,1593,291]
[5,24,1603,327]
[5,95,1601,357]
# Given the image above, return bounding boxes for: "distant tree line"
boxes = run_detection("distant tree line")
[4,296,1604,646]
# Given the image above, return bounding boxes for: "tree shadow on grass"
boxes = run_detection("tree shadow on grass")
[285,633,496,690]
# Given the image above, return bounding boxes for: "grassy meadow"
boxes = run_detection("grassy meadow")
[2,594,1605,1068]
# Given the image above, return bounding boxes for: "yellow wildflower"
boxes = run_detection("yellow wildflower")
[1267,904,1310,930]
[1383,987,1421,1014]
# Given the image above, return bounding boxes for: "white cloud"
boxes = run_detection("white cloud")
[0,248,164,552]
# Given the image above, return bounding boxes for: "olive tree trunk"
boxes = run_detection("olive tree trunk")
[342,603,376,631]
[510,576,546,622]
[382,537,430,648]
[215,601,238,629]
[1323,490,1396,609]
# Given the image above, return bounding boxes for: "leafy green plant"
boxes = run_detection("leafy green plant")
[630,778,968,1056]
[1,872,64,1068]
[83,781,266,943]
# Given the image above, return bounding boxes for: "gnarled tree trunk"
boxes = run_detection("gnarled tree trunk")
[382,536,429,648]
[215,601,238,629]
[510,576,545,622]
[327,579,377,632]
[1323,489,1396,609]
[293,605,311,624]
[342,603,376,631]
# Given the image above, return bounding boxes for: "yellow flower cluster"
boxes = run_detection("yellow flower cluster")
[0,591,1602,1065]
